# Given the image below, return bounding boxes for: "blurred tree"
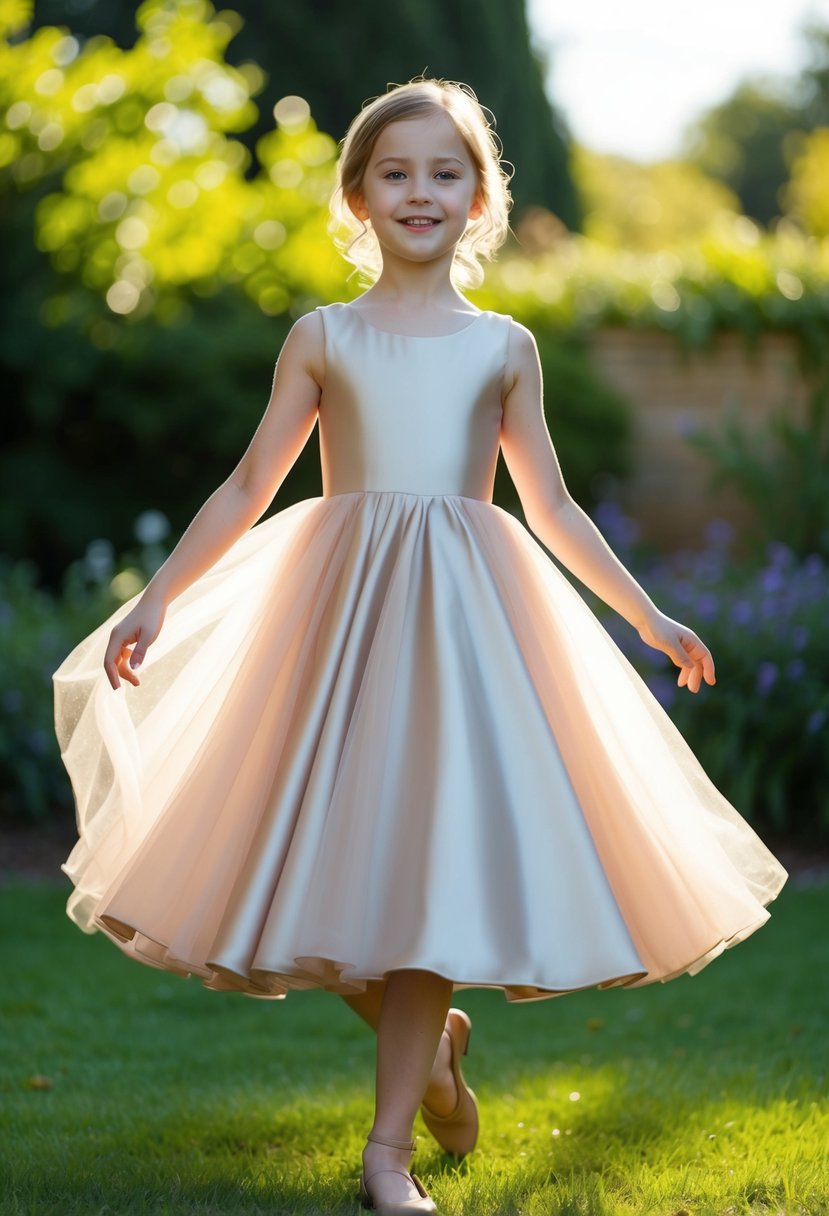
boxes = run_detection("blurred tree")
[678,76,808,227]
[797,18,829,127]
[0,0,341,582]
[0,0,591,584]
[570,143,741,252]
[1,3,344,317]
[780,126,829,237]
[30,0,582,230]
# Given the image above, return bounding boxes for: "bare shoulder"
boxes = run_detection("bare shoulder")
[281,307,326,388]
[503,318,540,398]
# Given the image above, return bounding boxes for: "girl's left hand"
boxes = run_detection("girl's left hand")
[637,609,716,694]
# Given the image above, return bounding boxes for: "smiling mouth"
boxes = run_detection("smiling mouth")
[399,218,441,228]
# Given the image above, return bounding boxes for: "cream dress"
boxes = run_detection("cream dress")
[53,303,788,1002]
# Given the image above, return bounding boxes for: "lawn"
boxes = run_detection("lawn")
[0,880,826,1216]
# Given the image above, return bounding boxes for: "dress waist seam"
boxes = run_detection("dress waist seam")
[322,489,493,504]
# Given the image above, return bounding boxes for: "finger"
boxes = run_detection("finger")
[104,641,127,689]
[104,625,135,677]
[684,637,715,688]
[117,653,141,687]
[680,634,712,689]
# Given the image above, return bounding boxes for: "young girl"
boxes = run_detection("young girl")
[54,78,788,1216]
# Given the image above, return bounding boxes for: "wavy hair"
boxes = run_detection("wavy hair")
[328,77,513,290]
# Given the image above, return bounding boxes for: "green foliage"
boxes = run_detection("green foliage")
[0,883,826,1214]
[649,546,828,842]
[570,142,742,252]
[0,0,345,318]
[679,77,808,227]
[687,372,829,561]
[586,506,829,843]
[0,287,327,580]
[0,559,74,821]
[0,526,167,823]
[531,331,632,511]
[782,125,829,237]
[474,212,829,371]
[27,0,581,227]
[799,19,829,127]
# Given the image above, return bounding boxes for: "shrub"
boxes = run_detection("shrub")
[0,516,168,823]
[686,373,829,562]
[493,330,633,517]
[5,502,827,844]
[584,502,829,843]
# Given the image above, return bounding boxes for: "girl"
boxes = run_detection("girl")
[54,78,788,1216]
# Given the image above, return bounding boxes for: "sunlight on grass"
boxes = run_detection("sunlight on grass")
[0,883,826,1214]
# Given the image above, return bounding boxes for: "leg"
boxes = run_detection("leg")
[340,978,386,1029]
[360,968,452,1207]
[341,983,459,1117]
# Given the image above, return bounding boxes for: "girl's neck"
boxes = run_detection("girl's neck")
[364,257,469,313]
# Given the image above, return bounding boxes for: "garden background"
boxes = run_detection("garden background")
[0,2,827,1213]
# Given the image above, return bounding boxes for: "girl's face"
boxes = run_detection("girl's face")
[350,109,483,273]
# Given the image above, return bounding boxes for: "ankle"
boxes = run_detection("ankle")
[367,1123,415,1143]
[366,1127,416,1151]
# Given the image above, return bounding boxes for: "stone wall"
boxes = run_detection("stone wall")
[585,327,815,554]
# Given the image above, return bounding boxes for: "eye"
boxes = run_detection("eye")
[435,170,459,181]
[384,170,406,180]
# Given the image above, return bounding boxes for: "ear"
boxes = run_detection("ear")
[468,191,484,221]
[347,192,370,223]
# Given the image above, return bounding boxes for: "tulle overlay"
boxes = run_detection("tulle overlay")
[55,489,787,1002]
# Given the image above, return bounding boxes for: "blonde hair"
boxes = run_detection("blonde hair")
[328,77,513,290]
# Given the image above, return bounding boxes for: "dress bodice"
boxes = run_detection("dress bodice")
[316,302,511,502]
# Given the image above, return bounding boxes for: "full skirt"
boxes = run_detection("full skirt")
[54,491,788,1002]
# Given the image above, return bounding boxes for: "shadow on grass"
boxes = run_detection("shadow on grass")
[2,883,827,1215]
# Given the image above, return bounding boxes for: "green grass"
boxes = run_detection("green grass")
[0,881,826,1216]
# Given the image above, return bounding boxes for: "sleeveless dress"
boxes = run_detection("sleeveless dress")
[53,302,788,1003]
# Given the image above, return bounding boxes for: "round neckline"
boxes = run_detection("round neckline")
[342,303,487,340]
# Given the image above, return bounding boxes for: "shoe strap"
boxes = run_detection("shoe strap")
[367,1129,417,1152]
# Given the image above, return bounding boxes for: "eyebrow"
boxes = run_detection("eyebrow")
[374,156,466,167]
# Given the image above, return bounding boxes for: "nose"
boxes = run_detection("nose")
[407,177,433,205]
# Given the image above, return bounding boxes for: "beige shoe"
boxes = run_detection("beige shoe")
[358,1130,438,1214]
[420,1007,479,1157]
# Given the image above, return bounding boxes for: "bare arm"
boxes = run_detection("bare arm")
[103,310,324,688]
[499,321,715,693]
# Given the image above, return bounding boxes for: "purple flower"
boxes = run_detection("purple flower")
[633,636,663,669]
[804,554,824,578]
[695,592,720,621]
[731,599,753,626]
[705,518,734,549]
[786,658,806,680]
[592,500,640,551]
[792,625,810,651]
[807,708,827,735]
[694,552,725,582]
[766,541,793,569]
[756,661,779,696]
[760,566,785,594]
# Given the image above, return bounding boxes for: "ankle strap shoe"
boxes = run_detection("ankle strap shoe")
[420,1007,479,1158]
[359,1130,438,1214]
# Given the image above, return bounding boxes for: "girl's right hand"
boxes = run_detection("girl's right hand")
[636,608,716,694]
[103,593,167,689]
